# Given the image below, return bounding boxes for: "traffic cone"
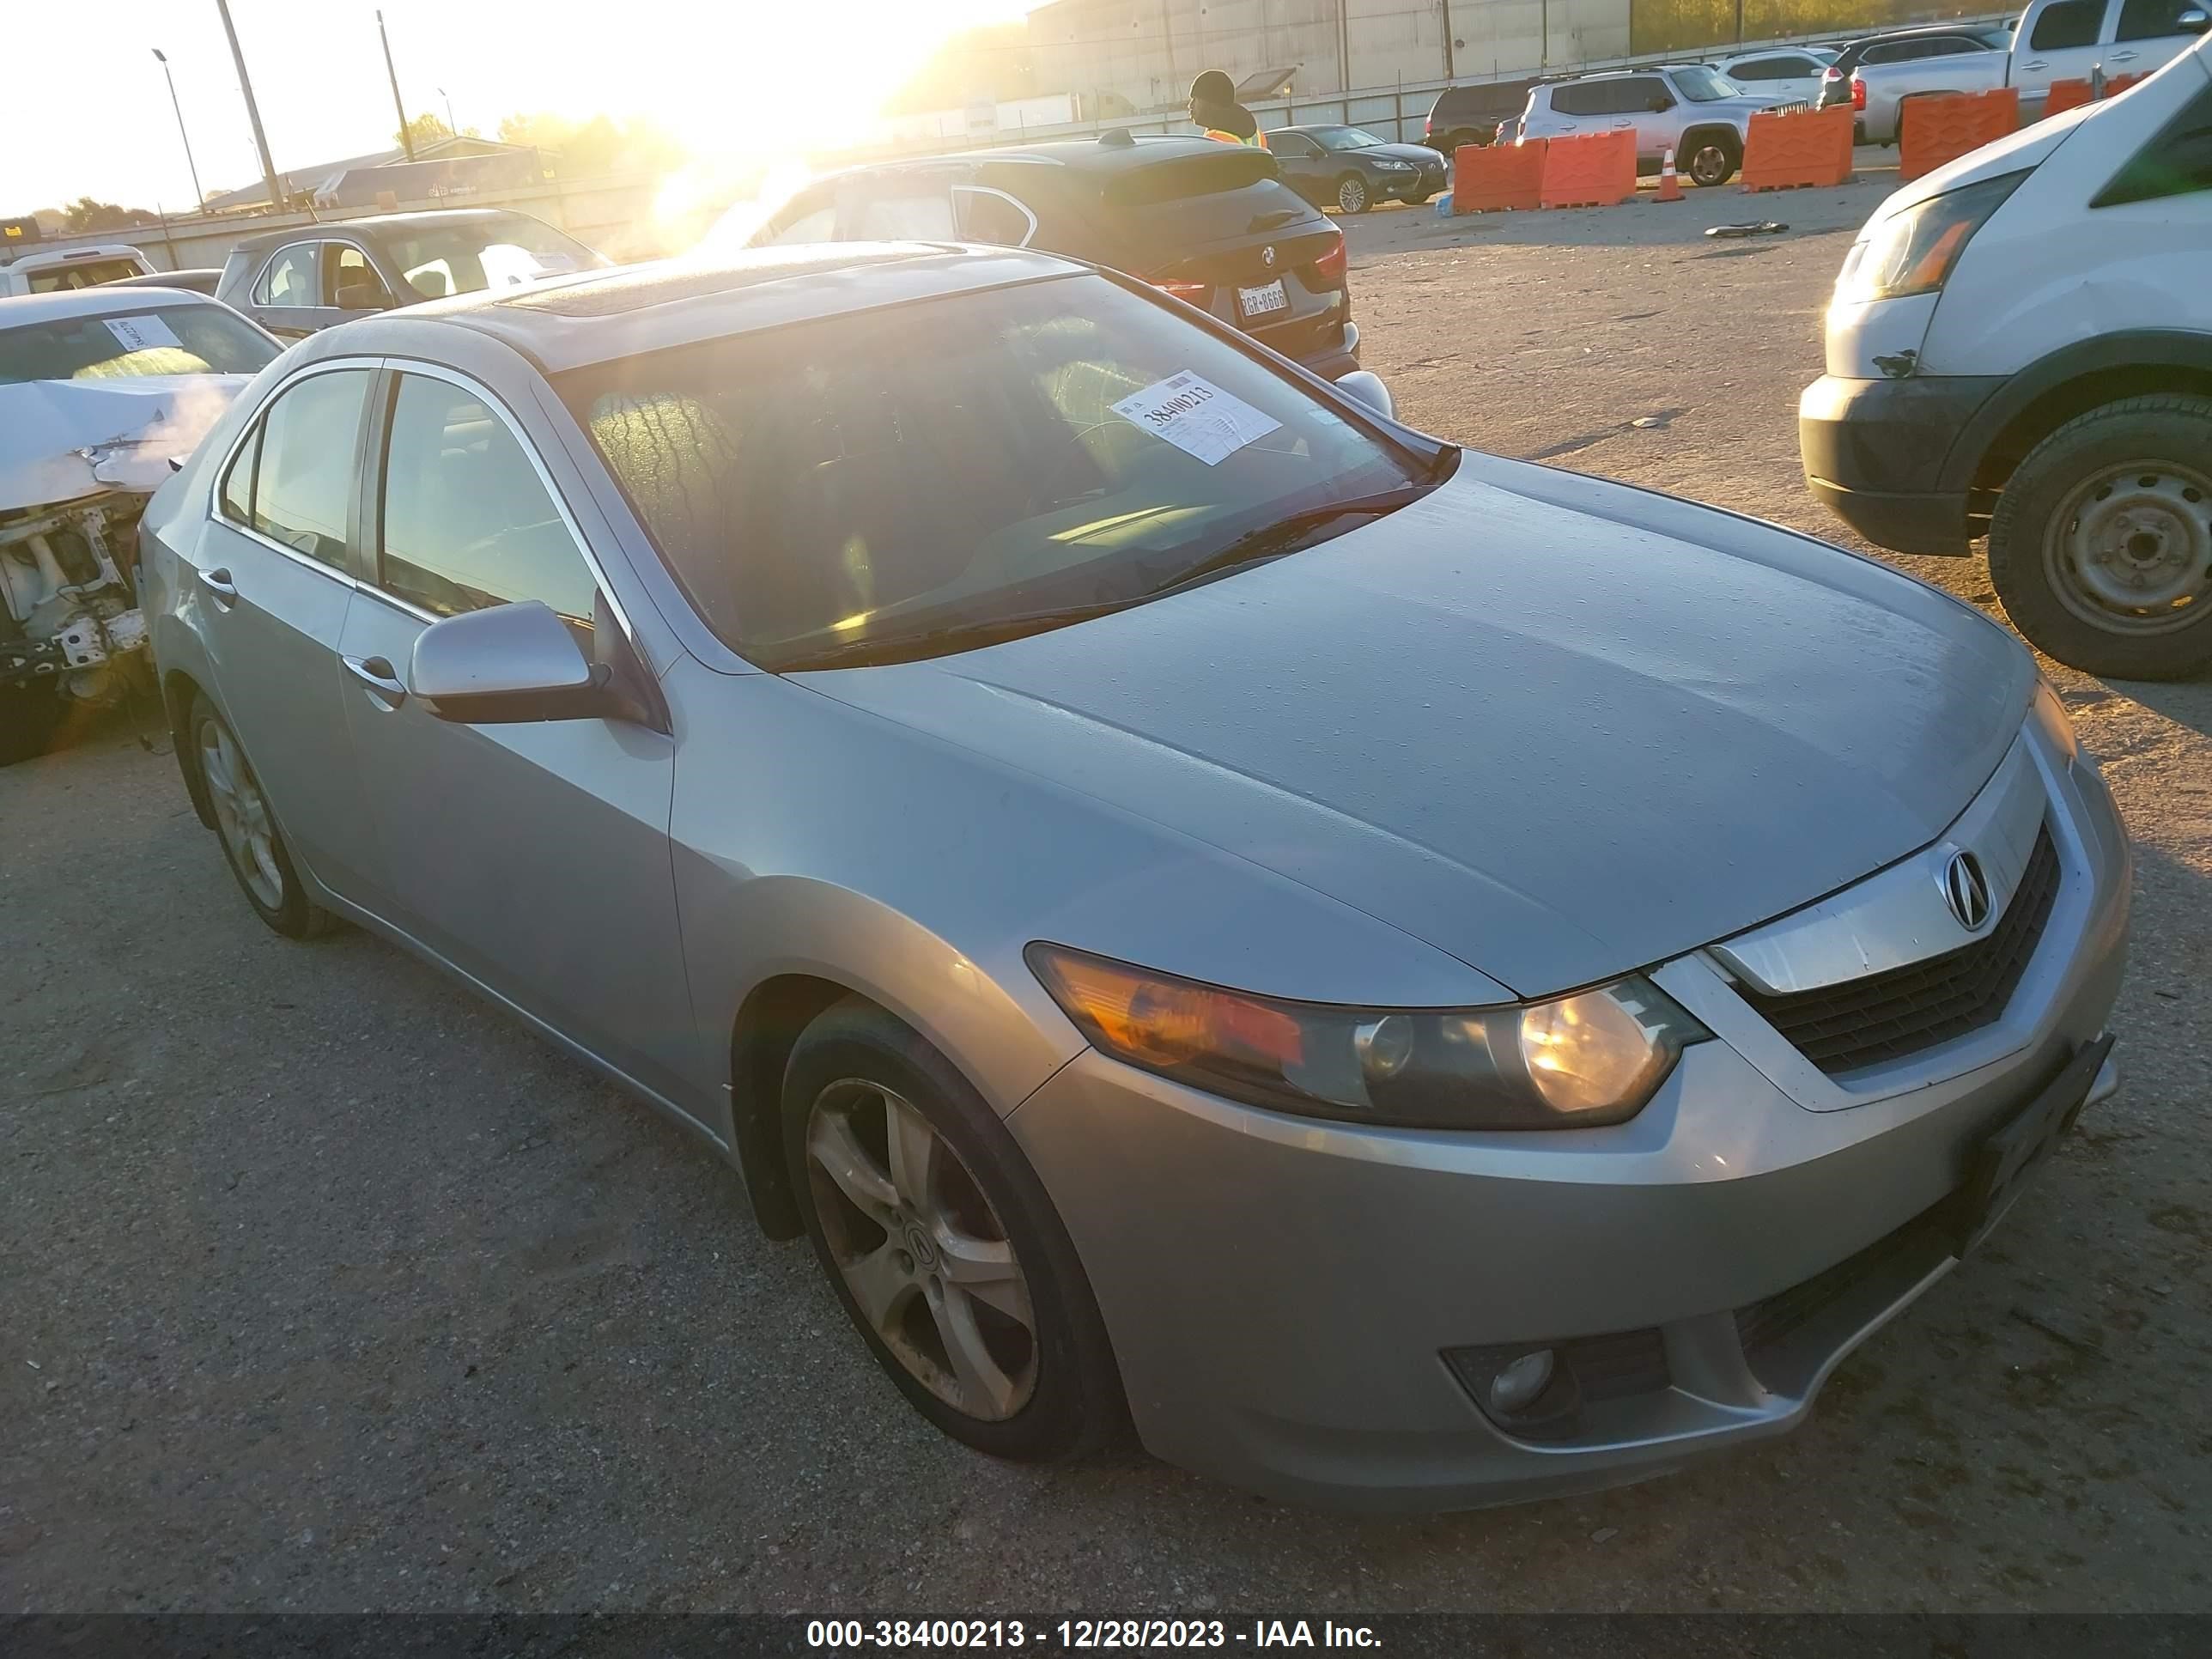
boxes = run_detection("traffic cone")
[1655,148,1685,202]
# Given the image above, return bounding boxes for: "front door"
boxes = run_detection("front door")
[2015,0,2123,112]
[335,366,698,1113]
[191,362,384,899]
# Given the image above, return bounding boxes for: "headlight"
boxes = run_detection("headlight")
[1027,944,1709,1130]
[1834,170,2027,304]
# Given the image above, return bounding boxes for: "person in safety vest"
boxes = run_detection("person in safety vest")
[1188,70,1264,147]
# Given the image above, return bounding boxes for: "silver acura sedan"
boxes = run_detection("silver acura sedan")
[140,243,2130,1511]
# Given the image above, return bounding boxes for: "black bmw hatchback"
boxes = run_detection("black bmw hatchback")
[744,133,1363,381]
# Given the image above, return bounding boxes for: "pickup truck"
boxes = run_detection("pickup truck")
[1847,27,2014,143]
[0,242,158,296]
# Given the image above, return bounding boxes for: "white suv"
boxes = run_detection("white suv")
[1800,35,2212,678]
[1518,64,1786,187]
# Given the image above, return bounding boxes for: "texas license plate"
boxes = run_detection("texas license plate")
[1952,1035,2112,1255]
[1237,279,1288,319]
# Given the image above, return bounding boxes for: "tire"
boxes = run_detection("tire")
[1986,394,2212,681]
[782,995,1123,1462]
[187,692,337,939]
[1441,129,1486,155]
[1336,173,1370,215]
[1684,131,1740,187]
[0,680,64,767]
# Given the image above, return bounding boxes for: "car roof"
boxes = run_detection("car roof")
[0,285,225,325]
[228,207,543,254]
[307,241,1089,375]
[0,240,149,269]
[830,133,1264,179]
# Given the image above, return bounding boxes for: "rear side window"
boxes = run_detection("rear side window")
[249,368,371,568]
[847,187,957,240]
[953,186,1037,246]
[2030,1,2107,49]
[253,245,317,307]
[1101,149,1275,208]
[1548,82,1607,117]
[2117,0,2198,37]
[2094,80,2212,204]
[1728,57,1797,81]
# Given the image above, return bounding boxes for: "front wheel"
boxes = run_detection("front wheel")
[1685,135,1739,187]
[189,693,337,939]
[782,996,1124,1462]
[1987,395,2212,680]
[1336,173,1370,214]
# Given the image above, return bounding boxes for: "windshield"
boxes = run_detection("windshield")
[557,274,1432,670]
[1312,126,1387,150]
[1671,65,1738,102]
[25,258,145,293]
[0,303,279,385]
[383,215,599,301]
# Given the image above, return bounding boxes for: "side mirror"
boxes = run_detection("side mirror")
[1335,370,1395,420]
[2179,7,2209,31]
[408,600,614,725]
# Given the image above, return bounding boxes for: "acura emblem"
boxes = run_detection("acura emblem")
[1261,245,1277,268]
[1943,850,1992,932]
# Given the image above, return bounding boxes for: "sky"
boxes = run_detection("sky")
[3,0,1035,213]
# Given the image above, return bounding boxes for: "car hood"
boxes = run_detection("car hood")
[0,374,251,513]
[1875,108,2075,216]
[800,459,2030,999]
[1358,143,1446,167]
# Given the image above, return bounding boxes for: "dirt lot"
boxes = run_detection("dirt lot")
[6,169,2211,1616]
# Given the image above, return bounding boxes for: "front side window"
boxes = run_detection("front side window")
[1728,58,1790,80]
[2118,0,2197,38]
[2031,0,2107,49]
[219,425,259,526]
[378,373,599,623]
[325,245,392,310]
[250,368,372,568]
[0,303,277,384]
[1312,126,1386,150]
[558,273,1435,670]
[1267,131,1319,157]
[253,245,318,307]
[383,215,594,301]
[759,191,837,246]
[845,185,960,240]
[1668,66,1735,102]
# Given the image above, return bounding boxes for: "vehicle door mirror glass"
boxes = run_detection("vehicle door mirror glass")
[1335,370,1394,420]
[2177,6,2209,31]
[408,600,612,724]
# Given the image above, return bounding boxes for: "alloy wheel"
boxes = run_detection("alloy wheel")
[1338,176,1368,214]
[2045,459,2212,635]
[1688,143,1730,186]
[805,1079,1038,1421]
[197,716,284,909]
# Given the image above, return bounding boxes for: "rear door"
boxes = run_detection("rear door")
[191,362,385,899]
[333,364,696,1109]
[1617,76,1678,162]
[2015,0,2122,112]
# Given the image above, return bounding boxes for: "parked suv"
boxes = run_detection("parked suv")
[1817,24,2017,132]
[738,134,1366,381]
[1424,78,1545,154]
[2007,0,2209,120]
[1800,34,2212,678]
[1519,64,1782,186]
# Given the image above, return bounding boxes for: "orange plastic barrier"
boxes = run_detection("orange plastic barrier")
[2105,71,2148,96]
[1452,141,1547,212]
[1899,87,2020,181]
[1739,104,1854,191]
[1539,131,1636,209]
[2043,78,2093,118]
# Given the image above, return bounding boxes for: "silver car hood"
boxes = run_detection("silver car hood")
[804,462,2030,998]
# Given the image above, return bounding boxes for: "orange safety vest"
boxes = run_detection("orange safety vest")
[1201,128,1267,149]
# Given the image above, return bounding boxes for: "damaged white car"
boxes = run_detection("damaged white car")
[1,287,279,763]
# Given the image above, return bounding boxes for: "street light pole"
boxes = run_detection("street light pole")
[378,9,415,161]
[213,0,283,213]
[151,49,205,210]
[439,86,456,135]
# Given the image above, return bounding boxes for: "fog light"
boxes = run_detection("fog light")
[1486,1348,1555,1416]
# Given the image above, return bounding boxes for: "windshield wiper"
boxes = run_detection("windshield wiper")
[1144,471,1450,599]
[773,599,1141,672]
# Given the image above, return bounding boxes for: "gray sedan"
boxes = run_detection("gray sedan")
[140,243,2130,1510]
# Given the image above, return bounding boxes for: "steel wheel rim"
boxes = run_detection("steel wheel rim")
[805,1079,1038,1421]
[2044,458,2212,635]
[1339,177,1366,213]
[197,717,284,909]
[1689,144,1729,185]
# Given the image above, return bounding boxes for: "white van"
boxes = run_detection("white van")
[0,242,158,297]
[2009,0,2209,119]
[1799,33,2212,679]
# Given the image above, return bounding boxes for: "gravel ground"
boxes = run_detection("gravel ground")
[5,165,2209,1615]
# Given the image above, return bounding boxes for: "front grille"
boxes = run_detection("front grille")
[1740,825,2062,1076]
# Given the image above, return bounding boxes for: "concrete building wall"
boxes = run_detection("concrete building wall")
[1025,0,1634,109]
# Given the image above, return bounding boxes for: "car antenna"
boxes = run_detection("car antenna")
[1098,128,1136,149]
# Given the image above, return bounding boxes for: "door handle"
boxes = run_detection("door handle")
[198,566,239,609]
[2024,58,2049,70]
[2107,49,2139,61]
[342,654,408,709]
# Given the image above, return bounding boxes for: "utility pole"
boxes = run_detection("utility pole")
[214,0,283,213]
[1441,0,1455,81]
[439,86,456,135]
[151,50,205,210]
[378,9,415,161]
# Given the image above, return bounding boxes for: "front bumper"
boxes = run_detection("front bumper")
[1800,371,2006,555]
[1009,720,2130,1511]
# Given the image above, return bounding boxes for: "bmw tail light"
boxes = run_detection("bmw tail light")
[1150,279,1210,305]
[1312,228,1347,283]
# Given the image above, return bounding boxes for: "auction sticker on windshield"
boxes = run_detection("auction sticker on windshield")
[1111,370,1282,466]
[105,314,184,354]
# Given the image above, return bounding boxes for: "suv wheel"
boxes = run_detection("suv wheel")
[1684,133,1739,187]
[1336,173,1370,215]
[1440,129,1486,154]
[1987,394,2212,680]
